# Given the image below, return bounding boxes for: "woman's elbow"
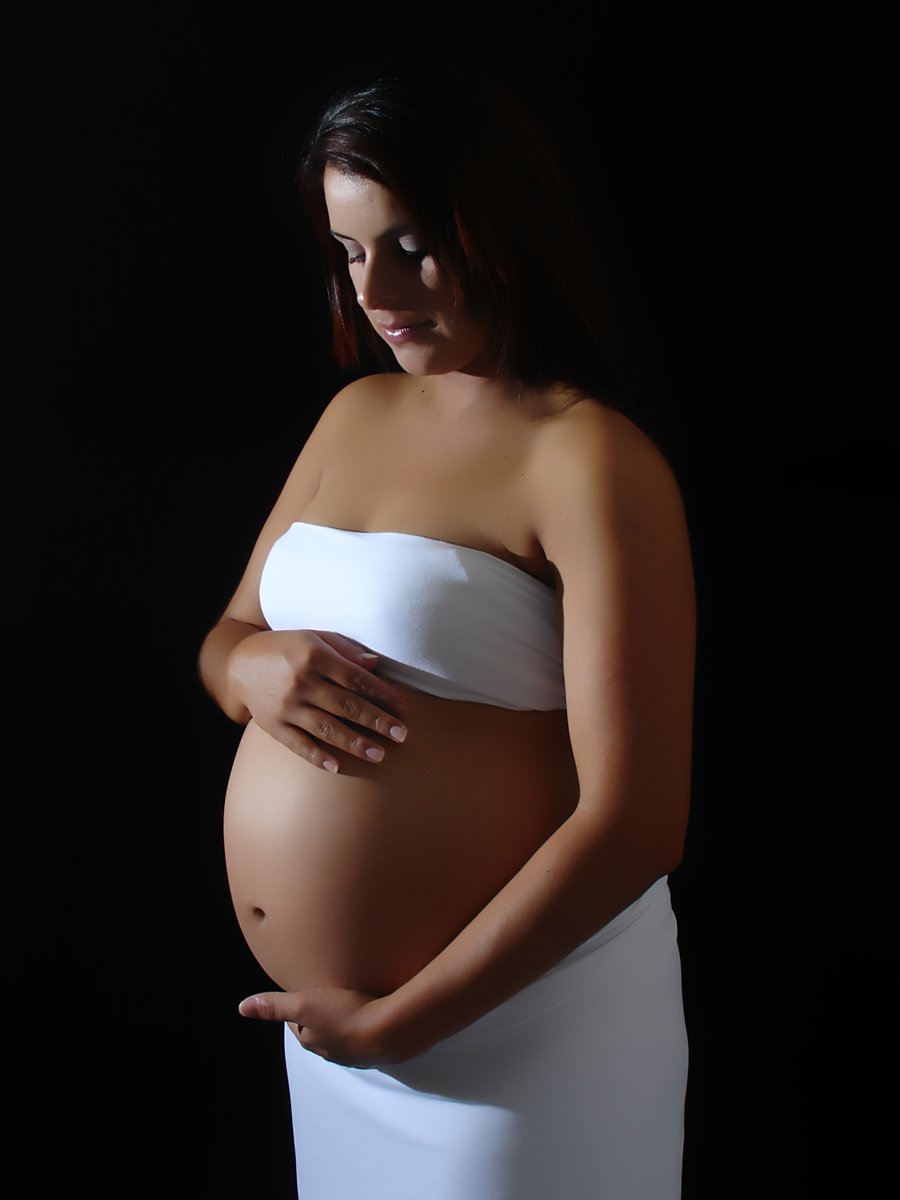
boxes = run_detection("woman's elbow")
[620,796,691,881]
[655,829,687,877]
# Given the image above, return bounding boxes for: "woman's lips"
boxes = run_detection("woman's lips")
[379,320,435,343]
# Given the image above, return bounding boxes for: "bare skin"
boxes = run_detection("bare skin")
[199,168,696,1067]
[216,371,584,996]
[224,693,578,997]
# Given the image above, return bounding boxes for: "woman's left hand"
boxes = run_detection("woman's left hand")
[238,987,406,1068]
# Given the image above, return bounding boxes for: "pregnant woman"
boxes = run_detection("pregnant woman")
[199,57,695,1199]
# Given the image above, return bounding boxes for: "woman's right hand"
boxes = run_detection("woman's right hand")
[227,629,408,772]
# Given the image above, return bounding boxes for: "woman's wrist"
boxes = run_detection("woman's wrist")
[363,990,442,1064]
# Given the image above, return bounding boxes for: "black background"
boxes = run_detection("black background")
[8,4,897,1197]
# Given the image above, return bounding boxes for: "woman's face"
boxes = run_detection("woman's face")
[323,165,494,378]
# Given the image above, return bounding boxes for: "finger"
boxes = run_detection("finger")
[317,682,408,744]
[288,701,394,767]
[272,689,403,770]
[286,657,408,757]
[238,992,300,1023]
[316,631,384,666]
[240,995,331,1058]
[272,723,343,774]
[312,635,410,719]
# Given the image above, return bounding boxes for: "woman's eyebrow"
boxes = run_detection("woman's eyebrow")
[330,223,418,242]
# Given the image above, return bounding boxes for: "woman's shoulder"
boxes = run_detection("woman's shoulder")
[305,372,411,442]
[326,371,411,411]
[535,392,674,485]
[529,392,687,539]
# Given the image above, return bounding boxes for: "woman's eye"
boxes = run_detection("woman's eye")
[398,238,427,260]
[341,240,426,265]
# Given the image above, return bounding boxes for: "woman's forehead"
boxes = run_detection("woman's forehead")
[323,165,416,235]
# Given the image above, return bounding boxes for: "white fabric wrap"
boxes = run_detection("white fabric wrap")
[259,523,566,710]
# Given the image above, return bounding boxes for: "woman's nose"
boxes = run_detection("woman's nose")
[355,254,403,311]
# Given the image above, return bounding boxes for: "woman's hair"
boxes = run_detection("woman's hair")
[298,56,648,420]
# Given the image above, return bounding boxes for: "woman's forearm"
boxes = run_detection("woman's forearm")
[375,802,683,1059]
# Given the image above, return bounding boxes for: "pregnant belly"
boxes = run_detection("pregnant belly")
[222,693,578,996]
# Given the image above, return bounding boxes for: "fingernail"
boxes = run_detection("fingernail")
[365,746,385,762]
[360,652,379,661]
[322,758,339,774]
[389,725,407,742]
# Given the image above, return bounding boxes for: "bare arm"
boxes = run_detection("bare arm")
[240,404,696,1060]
